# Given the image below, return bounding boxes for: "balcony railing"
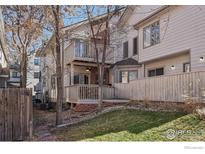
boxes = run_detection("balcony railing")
[65,40,114,64]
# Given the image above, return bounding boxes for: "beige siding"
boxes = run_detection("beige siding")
[112,5,163,63]
[138,6,205,72]
[27,55,40,95]
[145,52,190,77]
[64,41,74,64]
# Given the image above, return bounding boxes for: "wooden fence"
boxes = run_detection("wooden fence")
[0,88,33,141]
[114,71,205,103]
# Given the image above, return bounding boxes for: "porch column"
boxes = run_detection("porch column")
[70,63,74,85]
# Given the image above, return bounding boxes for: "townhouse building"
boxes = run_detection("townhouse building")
[38,5,205,104]
[7,64,21,87]
[112,5,205,84]
[36,10,123,103]
[26,54,41,95]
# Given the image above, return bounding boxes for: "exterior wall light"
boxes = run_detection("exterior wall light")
[86,68,90,72]
[171,65,175,70]
[200,56,205,62]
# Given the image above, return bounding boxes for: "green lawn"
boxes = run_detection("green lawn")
[53,109,205,141]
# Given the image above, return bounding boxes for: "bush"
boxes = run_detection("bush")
[195,107,205,120]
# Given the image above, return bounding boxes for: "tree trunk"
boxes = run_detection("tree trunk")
[20,52,27,88]
[98,15,108,111]
[53,6,63,126]
[98,64,105,111]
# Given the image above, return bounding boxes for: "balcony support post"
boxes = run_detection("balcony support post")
[71,63,74,85]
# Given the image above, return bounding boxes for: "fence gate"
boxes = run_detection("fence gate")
[0,88,33,141]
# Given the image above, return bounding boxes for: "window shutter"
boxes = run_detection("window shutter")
[123,41,128,58]
[133,37,138,55]
[119,71,122,83]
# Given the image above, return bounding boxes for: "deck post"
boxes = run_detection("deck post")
[70,63,74,85]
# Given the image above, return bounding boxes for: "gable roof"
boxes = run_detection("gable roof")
[110,58,141,68]
[38,7,125,57]
[117,6,137,28]
[133,5,170,29]
[9,63,20,71]
[63,7,126,32]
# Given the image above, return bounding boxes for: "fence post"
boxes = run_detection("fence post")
[29,89,33,140]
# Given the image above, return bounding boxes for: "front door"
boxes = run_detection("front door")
[74,74,89,84]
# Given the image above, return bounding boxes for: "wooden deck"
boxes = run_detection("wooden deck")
[50,84,119,104]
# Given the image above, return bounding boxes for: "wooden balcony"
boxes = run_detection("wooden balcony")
[65,41,114,64]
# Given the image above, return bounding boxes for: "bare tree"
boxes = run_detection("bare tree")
[86,5,122,110]
[3,5,44,87]
[43,5,77,125]
[51,5,63,125]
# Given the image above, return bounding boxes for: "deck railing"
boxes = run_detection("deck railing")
[65,84,115,103]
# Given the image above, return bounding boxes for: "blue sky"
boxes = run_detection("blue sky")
[63,6,108,26]
[43,6,109,41]
[43,5,123,44]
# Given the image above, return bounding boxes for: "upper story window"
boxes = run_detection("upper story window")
[34,72,40,79]
[34,59,40,65]
[143,21,160,48]
[148,67,164,77]
[123,41,128,59]
[133,37,138,55]
[75,39,89,58]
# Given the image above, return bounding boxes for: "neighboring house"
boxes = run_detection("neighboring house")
[37,10,124,103]
[0,66,9,88]
[0,6,9,88]
[36,45,55,102]
[111,5,205,84]
[7,64,20,87]
[27,54,41,95]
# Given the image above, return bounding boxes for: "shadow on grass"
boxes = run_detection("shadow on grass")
[52,109,186,141]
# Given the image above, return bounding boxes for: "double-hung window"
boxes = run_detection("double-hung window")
[119,71,138,83]
[143,21,160,48]
[34,72,40,79]
[75,39,89,58]
[12,72,19,78]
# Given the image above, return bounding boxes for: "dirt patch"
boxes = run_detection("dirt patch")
[33,107,98,141]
